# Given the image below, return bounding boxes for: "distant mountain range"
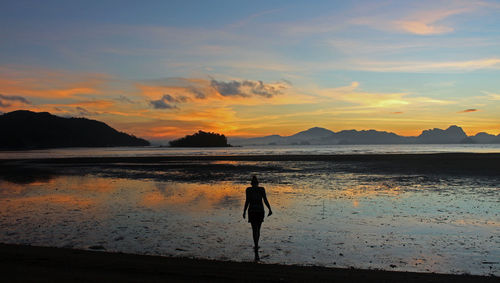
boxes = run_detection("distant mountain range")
[229,126,500,146]
[0,110,150,149]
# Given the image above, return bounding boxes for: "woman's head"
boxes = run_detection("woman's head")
[251,175,259,187]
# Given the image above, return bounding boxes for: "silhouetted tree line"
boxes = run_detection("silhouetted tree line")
[169,130,230,147]
[0,110,150,149]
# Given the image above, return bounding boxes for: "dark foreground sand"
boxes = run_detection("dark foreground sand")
[0,244,497,282]
[3,152,500,175]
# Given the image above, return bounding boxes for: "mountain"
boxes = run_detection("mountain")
[289,127,334,139]
[287,127,335,145]
[327,130,412,144]
[470,132,497,144]
[231,125,499,146]
[416,125,467,144]
[0,110,150,149]
[229,135,285,146]
[230,127,412,146]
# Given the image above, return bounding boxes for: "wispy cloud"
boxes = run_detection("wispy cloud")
[350,1,498,35]
[394,6,469,35]
[481,91,500,100]
[349,58,500,72]
[0,93,31,107]
[317,81,452,108]
[458,108,478,113]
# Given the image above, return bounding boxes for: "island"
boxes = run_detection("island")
[169,130,231,147]
[0,110,150,149]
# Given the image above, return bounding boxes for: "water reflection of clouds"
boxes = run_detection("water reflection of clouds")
[340,184,402,198]
[139,182,297,212]
[5,194,94,207]
[0,173,497,275]
[141,182,245,211]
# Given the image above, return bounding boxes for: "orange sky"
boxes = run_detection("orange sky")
[1,1,500,140]
[1,65,499,140]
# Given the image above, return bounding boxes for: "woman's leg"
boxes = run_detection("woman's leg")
[256,221,262,247]
[251,221,263,248]
[251,222,259,248]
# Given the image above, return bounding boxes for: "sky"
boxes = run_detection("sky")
[1,0,500,140]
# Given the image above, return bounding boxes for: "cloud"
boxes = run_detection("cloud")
[189,87,206,99]
[116,95,135,104]
[159,94,187,103]
[393,6,469,35]
[350,58,500,72]
[317,81,452,108]
[75,106,93,116]
[0,93,31,108]
[458,108,478,113]
[481,91,500,100]
[210,79,289,98]
[0,67,112,99]
[0,93,31,104]
[150,94,182,109]
[396,20,453,35]
[150,100,174,109]
[349,1,494,36]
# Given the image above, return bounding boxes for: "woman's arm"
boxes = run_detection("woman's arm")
[262,188,272,216]
[243,189,249,219]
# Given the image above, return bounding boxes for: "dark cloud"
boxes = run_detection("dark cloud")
[150,99,174,109]
[189,87,206,99]
[116,95,135,104]
[210,79,288,98]
[177,95,189,103]
[458,109,478,113]
[160,94,178,103]
[75,106,98,116]
[76,106,90,115]
[150,94,185,109]
[0,93,31,107]
[211,80,247,97]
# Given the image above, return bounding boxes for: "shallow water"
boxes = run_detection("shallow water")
[0,163,498,276]
[1,143,500,159]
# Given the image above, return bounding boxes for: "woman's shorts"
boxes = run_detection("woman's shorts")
[248,211,265,223]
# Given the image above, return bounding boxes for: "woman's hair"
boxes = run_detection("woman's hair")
[251,175,259,186]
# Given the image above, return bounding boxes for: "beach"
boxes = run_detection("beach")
[0,153,499,277]
[1,243,498,282]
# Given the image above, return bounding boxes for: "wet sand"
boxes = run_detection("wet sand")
[1,153,498,277]
[1,243,497,282]
[2,152,500,176]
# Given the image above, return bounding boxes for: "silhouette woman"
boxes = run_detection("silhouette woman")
[243,176,272,260]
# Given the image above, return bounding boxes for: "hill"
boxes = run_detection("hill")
[169,130,231,147]
[0,110,150,149]
[416,125,467,144]
[229,125,500,146]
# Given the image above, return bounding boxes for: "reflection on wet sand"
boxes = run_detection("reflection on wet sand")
[141,182,243,211]
[0,171,498,276]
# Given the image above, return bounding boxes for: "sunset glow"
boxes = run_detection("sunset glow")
[1,1,500,141]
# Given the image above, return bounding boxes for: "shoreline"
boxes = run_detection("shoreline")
[1,243,497,282]
[2,153,500,177]
[2,152,500,162]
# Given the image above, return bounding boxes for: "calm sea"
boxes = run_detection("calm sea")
[1,144,500,159]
